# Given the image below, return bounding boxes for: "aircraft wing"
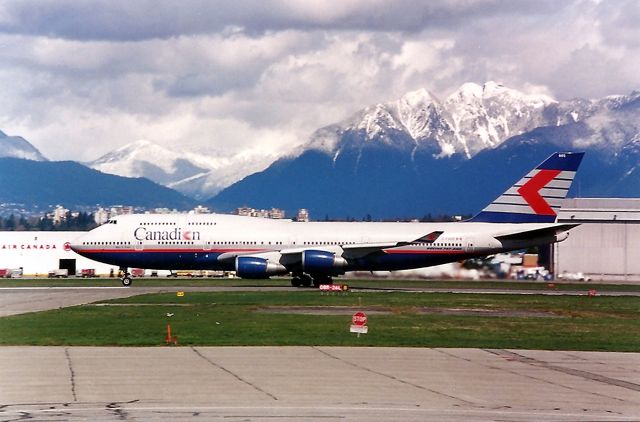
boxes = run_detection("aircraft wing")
[216,249,272,263]
[217,231,445,263]
[493,224,580,241]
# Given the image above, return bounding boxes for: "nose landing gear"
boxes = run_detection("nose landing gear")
[120,267,132,287]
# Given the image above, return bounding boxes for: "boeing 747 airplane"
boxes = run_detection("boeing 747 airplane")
[71,152,584,287]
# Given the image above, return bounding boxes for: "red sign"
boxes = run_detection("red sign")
[63,242,71,251]
[352,311,367,326]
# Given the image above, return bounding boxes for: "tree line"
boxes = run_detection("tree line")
[0,212,98,231]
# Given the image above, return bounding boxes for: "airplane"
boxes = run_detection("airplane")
[70,152,584,287]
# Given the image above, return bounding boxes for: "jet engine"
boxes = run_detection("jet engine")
[235,256,288,279]
[301,250,347,274]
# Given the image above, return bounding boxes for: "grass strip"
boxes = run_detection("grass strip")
[1,277,639,292]
[0,291,637,351]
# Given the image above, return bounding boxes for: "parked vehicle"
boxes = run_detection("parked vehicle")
[0,268,23,278]
[76,269,97,278]
[558,271,592,282]
[48,269,69,278]
[130,268,145,277]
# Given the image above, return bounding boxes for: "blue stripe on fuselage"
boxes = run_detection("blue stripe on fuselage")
[78,250,231,271]
[78,249,474,273]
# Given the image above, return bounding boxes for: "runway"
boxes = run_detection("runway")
[1,284,638,317]
[1,285,639,421]
[0,285,293,317]
[1,346,639,421]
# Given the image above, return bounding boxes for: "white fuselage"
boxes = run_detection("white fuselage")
[70,213,567,275]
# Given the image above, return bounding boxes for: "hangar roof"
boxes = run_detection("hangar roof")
[558,198,640,223]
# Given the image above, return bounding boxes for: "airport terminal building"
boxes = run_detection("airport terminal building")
[0,231,117,276]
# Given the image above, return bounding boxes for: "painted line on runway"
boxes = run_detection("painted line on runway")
[0,286,130,290]
[4,404,639,421]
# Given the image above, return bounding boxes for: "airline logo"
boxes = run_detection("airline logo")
[470,152,584,223]
[134,227,201,241]
[1,243,59,251]
[517,169,561,216]
[485,168,574,216]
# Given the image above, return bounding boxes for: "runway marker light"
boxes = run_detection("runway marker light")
[177,291,185,297]
[588,289,597,297]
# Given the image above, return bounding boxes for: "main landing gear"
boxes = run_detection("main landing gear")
[290,273,333,288]
[120,267,132,287]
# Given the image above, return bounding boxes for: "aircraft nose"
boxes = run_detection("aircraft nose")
[69,233,88,253]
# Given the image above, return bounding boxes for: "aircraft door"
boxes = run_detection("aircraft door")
[464,236,475,253]
[134,241,143,251]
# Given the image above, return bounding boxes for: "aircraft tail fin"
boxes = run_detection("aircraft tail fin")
[469,152,584,223]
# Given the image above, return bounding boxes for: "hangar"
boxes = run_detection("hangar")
[554,198,640,282]
[0,231,116,276]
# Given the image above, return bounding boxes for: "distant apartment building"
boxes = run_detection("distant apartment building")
[191,205,211,214]
[296,208,310,222]
[235,206,285,219]
[268,208,285,219]
[110,205,134,216]
[94,207,109,225]
[51,205,69,224]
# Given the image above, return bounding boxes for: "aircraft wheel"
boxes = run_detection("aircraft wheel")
[122,276,132,287]
[291,277,302,287]
[301,274,313,287]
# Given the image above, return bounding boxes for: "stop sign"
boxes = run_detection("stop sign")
[352,311,367,326]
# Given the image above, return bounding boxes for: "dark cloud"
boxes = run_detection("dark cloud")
[0,0,639,162]
[0,0,560,41]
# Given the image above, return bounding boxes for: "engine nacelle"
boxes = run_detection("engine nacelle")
[235,256,288,279]
[301,250,347,274]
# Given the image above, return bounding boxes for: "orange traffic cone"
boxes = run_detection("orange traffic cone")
[165,324,172,344]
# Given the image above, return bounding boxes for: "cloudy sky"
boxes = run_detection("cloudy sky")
[0,0,639,161]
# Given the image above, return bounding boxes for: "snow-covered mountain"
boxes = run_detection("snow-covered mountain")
[167,151,281,199]
[88,140,210,186]
[76,82,640,202]
[89,140,279,199]
[308,82,557,159]
[0,130,48,161]
[209,84,640,218]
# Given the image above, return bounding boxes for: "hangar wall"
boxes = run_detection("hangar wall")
[0,231,116,276]
[555,198,640,282]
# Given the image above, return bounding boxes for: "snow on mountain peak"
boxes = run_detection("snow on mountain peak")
[398,88,437,108]
[357,104,403,138]
[455,82,483,100]
[0,130,48,161]
[89,140,210,186]
[307,82,561,159]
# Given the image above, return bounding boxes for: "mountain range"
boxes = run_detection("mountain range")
[87,140,278,199]
[1,81,639,217]
[209,82,640,218]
